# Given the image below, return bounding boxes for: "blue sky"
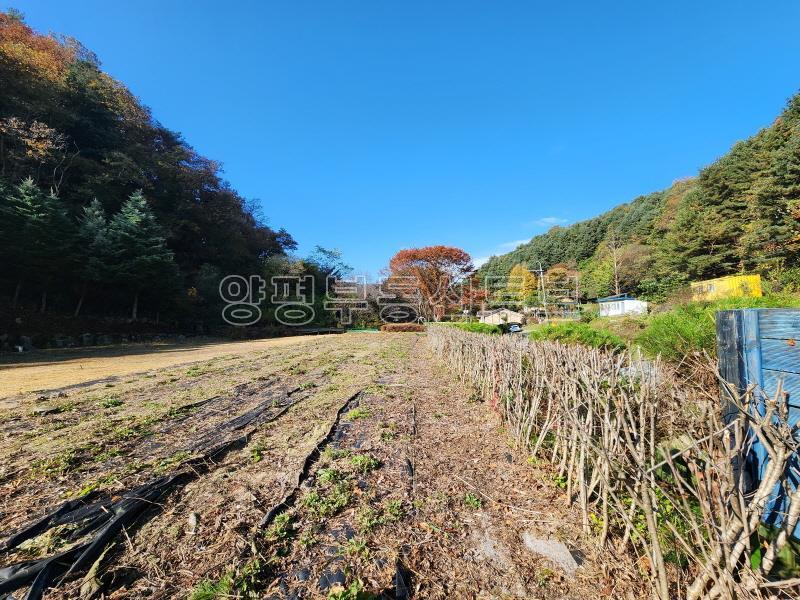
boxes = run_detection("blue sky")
[10,1,800,276]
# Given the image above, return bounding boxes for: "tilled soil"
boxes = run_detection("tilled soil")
[0,332,639,599]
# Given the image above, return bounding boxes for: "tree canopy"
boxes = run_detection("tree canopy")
[388,245,473,321]
[0,11,302,326]
[479,93,800,299]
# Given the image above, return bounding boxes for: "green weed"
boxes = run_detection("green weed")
[345,407,371,420]
[349,454,380,474]
[303,482,352,519]
[383,499,404,522]
[355,506,384,533]
[265,512,294,542]
[342,538,369,559]
[327,579,375,600]
[318,467,342,484]
[464,493,483,510]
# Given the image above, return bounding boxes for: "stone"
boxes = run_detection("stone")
[521,532,580,576]
[187,512,199,535]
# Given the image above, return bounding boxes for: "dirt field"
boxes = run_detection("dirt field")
[0,335,330,398]
[0,332,636,599]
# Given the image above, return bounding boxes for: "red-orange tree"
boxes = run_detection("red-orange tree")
[387,246,474,321]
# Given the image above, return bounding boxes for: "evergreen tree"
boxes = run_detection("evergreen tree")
[107,191,178,320]
[0,177,72,311]
[73,199,110,316]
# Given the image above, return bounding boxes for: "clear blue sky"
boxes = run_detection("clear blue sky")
[10,1,800,276]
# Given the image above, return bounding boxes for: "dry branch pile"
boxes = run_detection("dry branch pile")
[427,326,800,599]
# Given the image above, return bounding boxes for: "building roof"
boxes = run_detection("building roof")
[477,308,524,316]
[597,293,639,303]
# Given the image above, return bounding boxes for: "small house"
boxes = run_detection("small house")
[597,294,648,317]
[478,308,525,325]
[690,274,762,302]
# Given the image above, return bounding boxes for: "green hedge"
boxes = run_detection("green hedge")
[429,322,503,335]
[636,294,800,360]
[529,321,626,351]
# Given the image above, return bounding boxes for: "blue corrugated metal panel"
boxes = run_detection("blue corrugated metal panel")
[762,370,800,411]
[761,339,800,375]
[759,310,800,339]
[716,309,800,539]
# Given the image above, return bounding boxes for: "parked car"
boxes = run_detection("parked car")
[507,323,524,334]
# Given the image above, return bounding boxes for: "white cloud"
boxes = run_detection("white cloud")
[498,239,529,249]
[528,216,569,228]
[471,239,529,268]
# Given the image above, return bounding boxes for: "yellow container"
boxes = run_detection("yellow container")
[690,274,763,301]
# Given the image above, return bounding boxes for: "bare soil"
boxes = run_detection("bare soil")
[0,335,332,397]
[0,332,638,599]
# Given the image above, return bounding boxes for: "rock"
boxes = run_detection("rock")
[187,512,199,535]
[521,532,580,576]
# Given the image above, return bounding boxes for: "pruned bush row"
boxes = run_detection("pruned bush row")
[379,323,425,332]
[529,321,626,350]
[428,325,800,599]
[427,321,502,335]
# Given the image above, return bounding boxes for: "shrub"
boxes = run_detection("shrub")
[380,323,424,332]
[579,304,599,323]
[637,294,800,360]
[430,322,503,335]
[529,322,625,351]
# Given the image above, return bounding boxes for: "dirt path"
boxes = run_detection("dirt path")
[0,333,633,599]
[0,334,333,397]
[262,335,635,599]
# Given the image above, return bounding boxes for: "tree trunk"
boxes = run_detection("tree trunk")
[131,292,139,321]
[40,289,47,314]
[74,283,86,317]
[12,280,21,309]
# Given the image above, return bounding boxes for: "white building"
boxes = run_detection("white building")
[597,294,648,317]
[478,308,525,325]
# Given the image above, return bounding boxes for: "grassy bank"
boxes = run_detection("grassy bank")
[525,293,800,360]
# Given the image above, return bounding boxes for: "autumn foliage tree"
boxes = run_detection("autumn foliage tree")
[387,246,474,321]
[0,11,299,325]
[505,264,538,306]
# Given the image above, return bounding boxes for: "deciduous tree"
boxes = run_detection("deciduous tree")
[388,246,473,321]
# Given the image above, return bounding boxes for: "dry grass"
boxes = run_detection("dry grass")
[0,334,330,397]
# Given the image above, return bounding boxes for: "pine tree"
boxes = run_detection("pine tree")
[73,199,110,316]
[0,178,72,311]
[107,191,178,320]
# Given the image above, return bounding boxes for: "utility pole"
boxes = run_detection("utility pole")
[607,229,621,296]
[536,262,548,323]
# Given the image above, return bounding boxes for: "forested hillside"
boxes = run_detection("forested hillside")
[0,10,336,331]
[479,94,800,300]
